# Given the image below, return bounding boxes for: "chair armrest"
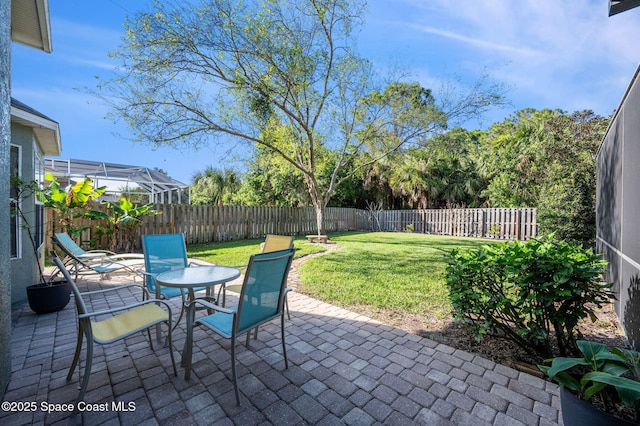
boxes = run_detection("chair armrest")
[137,269,154,278]
[187,260,213,267]
[78,298,172,320]
[83,249,118,256]
[188,298,235,315]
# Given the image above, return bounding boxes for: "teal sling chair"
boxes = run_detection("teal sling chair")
[183,248,295,405]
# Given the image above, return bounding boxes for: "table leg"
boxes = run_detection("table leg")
[155,285,163,345]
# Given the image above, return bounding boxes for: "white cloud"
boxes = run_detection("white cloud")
[408,24,541,58]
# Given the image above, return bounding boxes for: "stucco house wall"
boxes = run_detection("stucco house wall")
[2,0,54,400]
[1,0,12,401]
[9,98,60,303]
[596,65,640,351]
[10,121,40,303]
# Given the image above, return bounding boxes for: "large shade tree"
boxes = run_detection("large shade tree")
[99,0,505,234]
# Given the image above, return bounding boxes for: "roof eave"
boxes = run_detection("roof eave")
[609,0,640,16]
[11,0,53,53]
[11,105,61,156]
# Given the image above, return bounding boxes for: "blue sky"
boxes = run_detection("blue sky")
[11,0,640,185]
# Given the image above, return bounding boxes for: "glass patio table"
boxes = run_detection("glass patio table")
[155,265,241,307]
[155,265,241,360]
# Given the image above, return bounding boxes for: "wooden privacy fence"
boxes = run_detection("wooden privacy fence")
[47,205,369,252]
[47,205,536,252]
[371,208,537,241]
[140,205,367,243]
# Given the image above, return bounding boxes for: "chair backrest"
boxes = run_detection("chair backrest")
[261,235,295,253]
[141,234,189,292]
[53,232,86,257]
[236,249,294,334]
[51,256,88,316]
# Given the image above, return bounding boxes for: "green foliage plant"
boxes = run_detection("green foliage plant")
[39,172,107,238]
[445,235,613,359]
[539,340,640,422]
[85,197,160,252]
[13,174,106,284]
[476,109,608,247]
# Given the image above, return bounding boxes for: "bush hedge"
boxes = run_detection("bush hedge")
[445,235,613,358]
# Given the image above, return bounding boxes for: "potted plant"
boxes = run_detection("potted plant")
[539,339,640,425]
[11,174,106,314]
[10,177,68,314]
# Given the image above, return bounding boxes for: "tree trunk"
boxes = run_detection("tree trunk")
[306,175,325,236]
[314,203,324,236]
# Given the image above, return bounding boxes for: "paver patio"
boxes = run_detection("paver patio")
[1,271,563,425]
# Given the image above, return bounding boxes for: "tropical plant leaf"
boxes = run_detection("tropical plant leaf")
[583,372,640,407]
[545,357,588,378]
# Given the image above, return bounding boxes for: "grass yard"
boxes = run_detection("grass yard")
[297,232,494,320]
[188,231,494,321]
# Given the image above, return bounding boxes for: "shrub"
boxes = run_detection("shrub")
[445,235,613,359]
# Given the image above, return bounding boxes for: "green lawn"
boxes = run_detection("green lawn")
[297,232,494,319]
[188,231,493,320]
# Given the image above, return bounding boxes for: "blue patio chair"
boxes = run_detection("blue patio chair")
[52,256,177,407]
[141,233,210,326]
[183,248,295,405]
[224,234,294,319]
[52,232,144,279]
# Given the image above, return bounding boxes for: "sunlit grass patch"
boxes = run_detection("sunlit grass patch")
[298,232,494,319]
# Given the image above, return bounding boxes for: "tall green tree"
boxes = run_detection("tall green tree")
[364,128,486,209]
[475,109,552,207]
[99,0,505,234]
[236,144,364,207]
[536,110,609,246]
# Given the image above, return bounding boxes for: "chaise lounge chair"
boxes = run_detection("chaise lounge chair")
[52,232,144,279]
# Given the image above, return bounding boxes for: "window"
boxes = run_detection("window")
[10,145,21,259]
[33,148,44,249]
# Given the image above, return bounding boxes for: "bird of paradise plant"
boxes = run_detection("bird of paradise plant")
[39,172,107,239]
[84,197,161,253]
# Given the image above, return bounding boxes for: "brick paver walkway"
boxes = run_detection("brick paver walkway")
[1,271,562,425]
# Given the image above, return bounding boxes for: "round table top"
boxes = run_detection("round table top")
[155,266,241,288]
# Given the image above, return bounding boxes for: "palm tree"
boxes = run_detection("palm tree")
[191,167,240,206]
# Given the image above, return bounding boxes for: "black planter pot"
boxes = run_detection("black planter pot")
[26,280,71,314]
[560,386,638,426]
